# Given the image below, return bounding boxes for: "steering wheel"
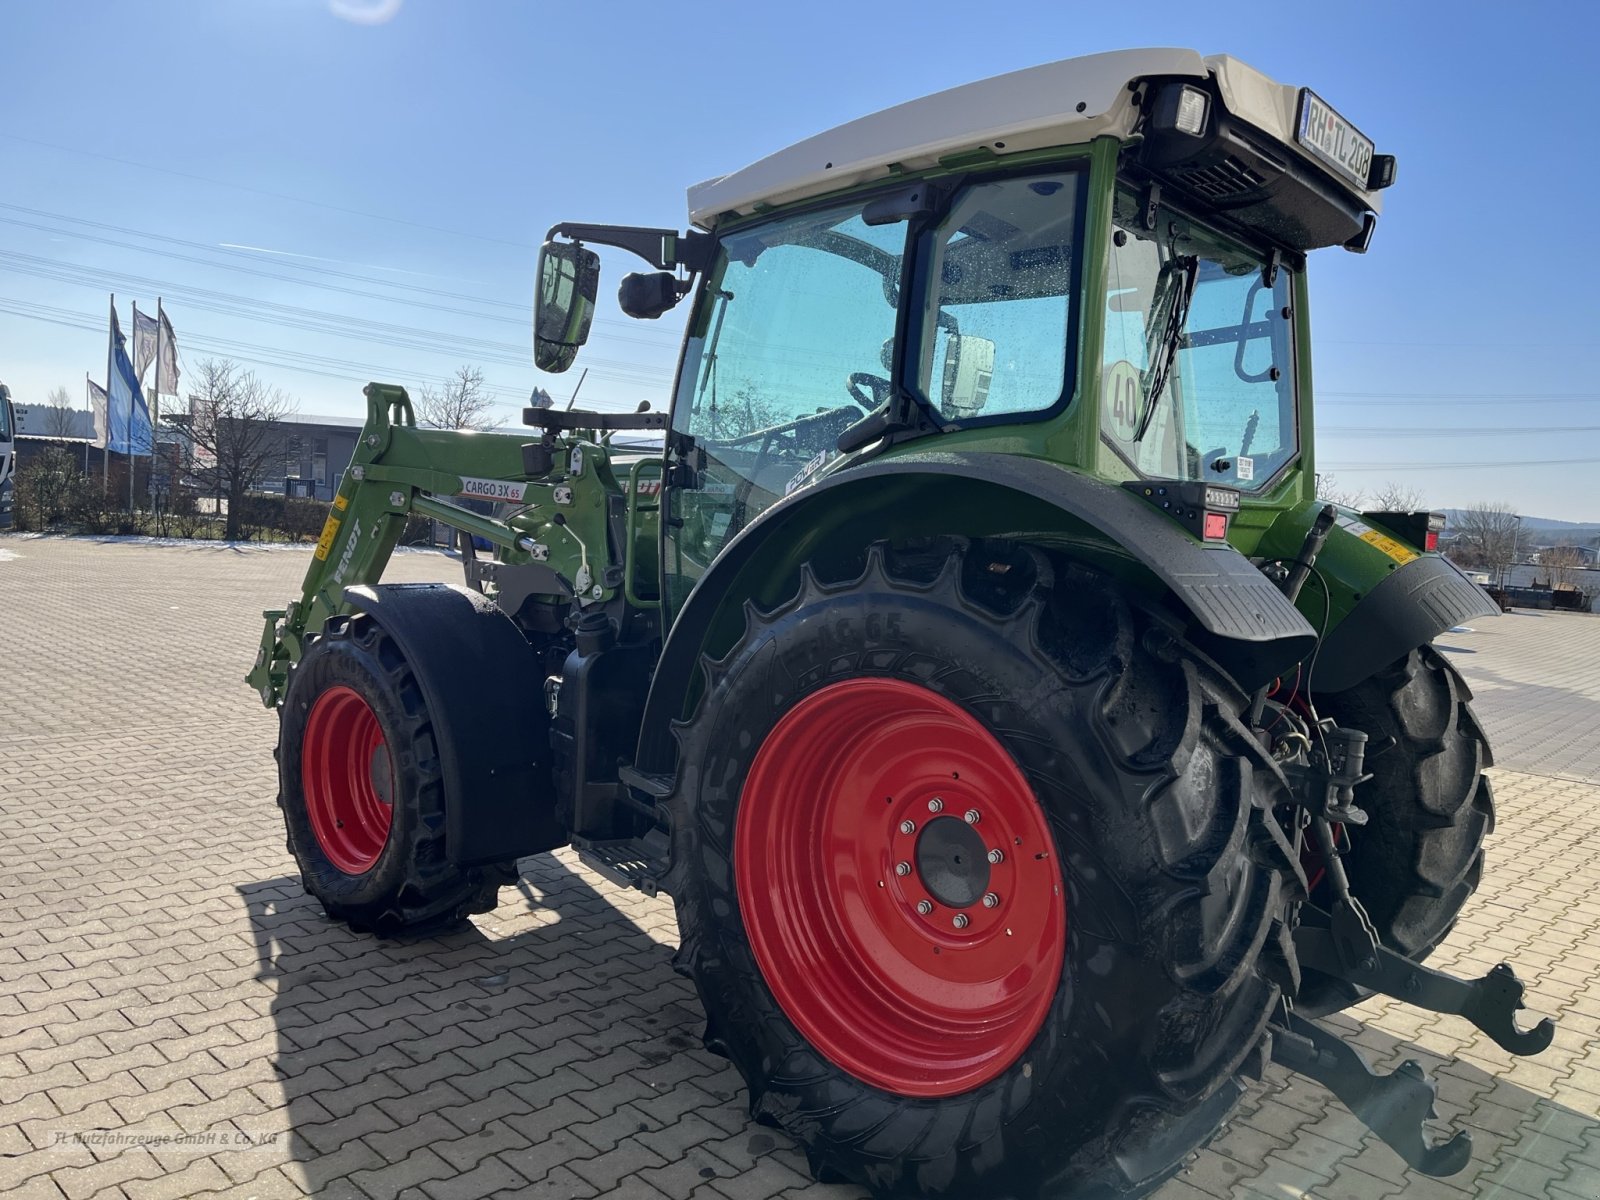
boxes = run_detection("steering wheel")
[847,372,893,410]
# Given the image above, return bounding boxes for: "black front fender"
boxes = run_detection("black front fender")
[344,583,563,865]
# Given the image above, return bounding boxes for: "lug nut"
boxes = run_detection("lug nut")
[899,819,916,835]
[987,849,1004,865]
[895,862,911,877]
[927,798,944,813]
[952,913,970,929]
[964,809,981,825]
[982,892,1000,909]
[916,900,933,915]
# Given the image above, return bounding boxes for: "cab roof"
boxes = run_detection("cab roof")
[686,48,1383,229]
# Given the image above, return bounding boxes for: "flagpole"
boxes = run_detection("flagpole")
[128,301,138,512]
[104,294,115,496]
[153,298,163,512]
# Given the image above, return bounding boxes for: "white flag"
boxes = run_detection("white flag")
[132,305,160,385]
[156,307,180,395]
[86,376,110,450]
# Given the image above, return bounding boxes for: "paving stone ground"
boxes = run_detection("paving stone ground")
[0,533,1595,1200]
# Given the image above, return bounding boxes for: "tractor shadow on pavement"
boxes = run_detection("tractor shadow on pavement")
[237,852,861,1199]
[1183,1006,1599,1199]
[238,861,1595,1200]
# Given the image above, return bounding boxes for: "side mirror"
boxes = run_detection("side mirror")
[534,241,600,373]
[940,333,995,419]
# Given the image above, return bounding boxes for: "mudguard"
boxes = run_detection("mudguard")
[634,449,1316,773]
[1310,554,1499,693]
[343,583,563,865]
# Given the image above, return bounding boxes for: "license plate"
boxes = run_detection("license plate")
[1296,89,1375,189]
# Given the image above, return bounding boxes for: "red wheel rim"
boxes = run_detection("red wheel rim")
[302,685,394,875]
[735,678,1066,1097]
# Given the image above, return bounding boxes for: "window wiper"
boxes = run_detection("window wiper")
[1132,254,1198,443]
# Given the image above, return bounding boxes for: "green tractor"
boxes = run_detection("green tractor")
[248,48,1554,1199]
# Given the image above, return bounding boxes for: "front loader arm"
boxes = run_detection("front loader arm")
[246,383,566,707]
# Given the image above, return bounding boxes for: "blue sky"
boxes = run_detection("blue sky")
[2,0,1597,520]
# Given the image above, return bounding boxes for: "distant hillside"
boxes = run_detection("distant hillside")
[1441,511,1600,542]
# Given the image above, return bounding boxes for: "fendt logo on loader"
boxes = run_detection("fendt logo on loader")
[331,518,361,587]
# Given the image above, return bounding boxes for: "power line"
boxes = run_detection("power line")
[0,256,676,386]
[0,298,657,410]
[0,132,539,251]
[0,202,527,314]
[1322,458,1600,471]
[0,201,684,344]
[1319,425,1600,438]
[1320,390,1600,403]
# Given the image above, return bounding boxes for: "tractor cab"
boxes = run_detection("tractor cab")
[533,49,1396,617]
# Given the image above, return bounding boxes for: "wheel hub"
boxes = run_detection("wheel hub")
[914,815,990,908]
[301,685,394,875]
[734,677,1066,1098]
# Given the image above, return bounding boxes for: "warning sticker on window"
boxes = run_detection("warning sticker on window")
[1236,455,1255,481]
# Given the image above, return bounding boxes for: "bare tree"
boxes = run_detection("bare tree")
[180,359,298,541]
[1368,480,1427,512]
[41,386,78,437]
[1448,502,1520,579]
[1315,472,1366,509]
[1540,545,1585,589]
[416,365,496,431]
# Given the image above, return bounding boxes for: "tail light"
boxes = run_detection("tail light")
[1365,510,1447,554]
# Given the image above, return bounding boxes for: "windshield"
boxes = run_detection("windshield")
[675,204,904,448]
[667,201,907,607]
[0,389,12,441]
[1101,189,1296,491]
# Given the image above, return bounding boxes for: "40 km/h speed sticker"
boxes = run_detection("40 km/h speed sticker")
[458,476,528,503]
[1105,360,1143,442]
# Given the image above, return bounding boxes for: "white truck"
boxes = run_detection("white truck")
[0,382,15,530]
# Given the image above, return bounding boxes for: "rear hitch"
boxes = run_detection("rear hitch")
[1270,1011,1473,1177]
[1294,909,1556,1056]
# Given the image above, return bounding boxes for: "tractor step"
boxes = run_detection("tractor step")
[574,830,670,897]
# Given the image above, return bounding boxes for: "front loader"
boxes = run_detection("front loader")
[247,49,1554,1199]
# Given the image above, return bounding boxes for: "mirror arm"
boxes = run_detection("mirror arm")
[545,224,714,274]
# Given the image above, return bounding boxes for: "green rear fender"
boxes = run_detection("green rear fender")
[633,452,1316,775]
[1260,503,1500,693]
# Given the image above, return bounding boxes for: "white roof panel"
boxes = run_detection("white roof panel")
[686,48,1382,227]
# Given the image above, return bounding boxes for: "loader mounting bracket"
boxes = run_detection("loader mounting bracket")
[1294,908,1556,1056]
[1270,1011,1473,1177]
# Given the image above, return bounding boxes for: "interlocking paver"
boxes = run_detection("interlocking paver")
[3,536,1600,1200]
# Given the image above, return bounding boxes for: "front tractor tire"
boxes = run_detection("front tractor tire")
[1298,645,1495,1016]
[278,613,512,934]
[667,543,1304,1200]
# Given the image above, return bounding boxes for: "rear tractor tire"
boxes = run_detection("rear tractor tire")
[277,612,514,935]
[1297,644,1495,1016]
[667,542,1304,1199]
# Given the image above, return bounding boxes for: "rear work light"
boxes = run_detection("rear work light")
[1149,83,1211,138]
